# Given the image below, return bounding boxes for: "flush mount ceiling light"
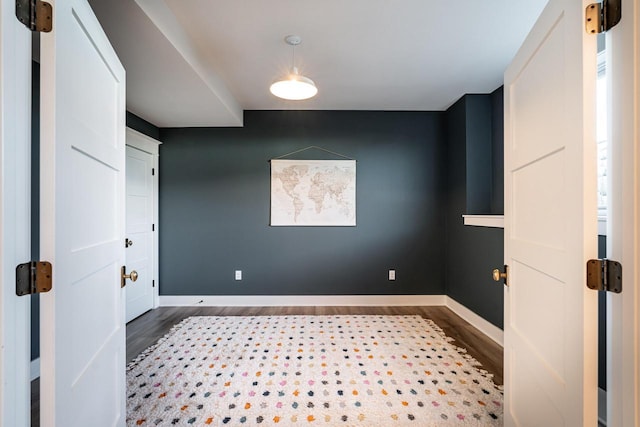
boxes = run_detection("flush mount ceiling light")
[270,35,318,101]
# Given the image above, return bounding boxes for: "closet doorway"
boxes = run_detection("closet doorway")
[125,128,160,323]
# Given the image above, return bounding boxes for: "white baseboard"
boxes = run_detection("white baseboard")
[445,297,504,347]
[31,358,40,381]
[160,294,447,307]
[159,294,504,347]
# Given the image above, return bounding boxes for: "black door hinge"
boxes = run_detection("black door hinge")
[586,0,621,34]
[15,0,52,32]
[587,259,622,293]
[16,261,52,296]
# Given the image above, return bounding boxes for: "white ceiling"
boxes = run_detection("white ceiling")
[88,0,548,128]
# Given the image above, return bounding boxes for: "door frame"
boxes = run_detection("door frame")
[126,127,161,310]
[606,0,640,424]
[0,0,32,425]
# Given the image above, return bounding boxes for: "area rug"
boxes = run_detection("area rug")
[126,315,502,426]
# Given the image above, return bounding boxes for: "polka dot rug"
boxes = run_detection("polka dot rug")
[126,315,502,426]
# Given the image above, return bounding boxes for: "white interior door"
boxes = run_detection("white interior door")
[0,1,32,425]
[39,0,126,425]
[503,0,598,425]
[126,144,154,322]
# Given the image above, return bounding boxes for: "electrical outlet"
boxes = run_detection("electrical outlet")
[388,269,396,281]
[235,270,242,281]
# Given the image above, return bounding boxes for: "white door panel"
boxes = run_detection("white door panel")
[39,0,126,425]
[126,145,154,322]
[504,0,598,425]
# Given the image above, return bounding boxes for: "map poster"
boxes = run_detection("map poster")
[270,159,356,226]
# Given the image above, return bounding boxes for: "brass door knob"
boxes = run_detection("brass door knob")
[127,270,138,282]
[492,265,509,286]
[121,266,138,288]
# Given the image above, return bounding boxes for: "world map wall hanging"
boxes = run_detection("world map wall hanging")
[270,159,356,226]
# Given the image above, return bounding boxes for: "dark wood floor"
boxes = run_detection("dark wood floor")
[32,305,503,426]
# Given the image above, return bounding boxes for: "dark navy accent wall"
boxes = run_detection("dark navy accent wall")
[491,87,504,214]
[465,96,493,214]
[32,90,504,358]
[444,95,504,328]
[31,89,506,357]
[127,112,160,140]
[159,111,446,296]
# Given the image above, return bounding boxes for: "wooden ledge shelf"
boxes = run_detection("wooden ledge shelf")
[462,215,504,228]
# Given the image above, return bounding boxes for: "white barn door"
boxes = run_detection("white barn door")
[503,0,598,425]
[39,0,127,425]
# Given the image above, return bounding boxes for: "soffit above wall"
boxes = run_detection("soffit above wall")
[90,0,548,127]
